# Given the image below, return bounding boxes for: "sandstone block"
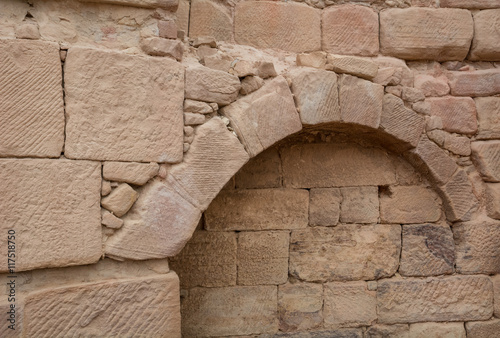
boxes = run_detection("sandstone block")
[371,56,413,87]
[288,68,340,125]
[158,20,177,39]
[176,0,189,34]
[78,0,178,9]
[438,169,477,222]
[466,319,500,338]
[449,69,500,97]
[65,47,184,163]
[476,97,500,139]
[15,21,40,40]
[470,9,500,61]
[278,283,323,332]
[365,324,409,338]
[101,180,112,196]
[140,37,183,60]
[184,112,205,125]
[441,0,500,8]
[0,39,64,158]
[492,275,500,317]
[184,99,213,114]
[189,0,232,41]
[340,186,379,224]
[377,275,493,323]
[221,76,302,157]
[324,282,377,328]
[309,188,341,226]
[402,87,425,103]
[380,8,473,61]
[101,210,124,229]
[234,2,321,53]
[471,141,500,182]
[414,74,450,97]
[192,36,217,48]
[235,147,281,189]
[296,51,327,69]
[257,61,278,79]
[486,183,500,219]
[103,161,159,186]
[427,97,477,134]
[409,322,466,338]
[339,75,384,128]
[326,54,378,80]
[443,134,471,156]
[322,5,379,56]
[289,224,401,282]
[101,183,138,217]
[205,189,308,231]
[181,286,277,336]
[240,75,264,95]
[185,66,241,106]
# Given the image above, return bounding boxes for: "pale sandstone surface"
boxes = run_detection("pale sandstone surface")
[0,39,64,158]
[371,56,413,87]
[101,180,112,196]
[340,186,379,224]
[65,47,184,163]
[185,65,241,106]
[427,97,477,134]
[0,300,22,337]
[438,169,477,222]
[183,99,213,114]
[324,282,377,327]
[402,87,425,103]
[235,147,281,189]
[175,0,189,34]
[441,0,500,8]
[240,75,265,95]
[101,210,124,229]
[15,21,41,40]
[260,328,363,338]
[100,183,138,217]
[492,275,500,317]
[78,0,178,9]
[278,283,323,332]
[476,97,500,139]
[365,324,409,338]
[400,223,455,276]
[289,224,401,282]
[103,161,159,186]
[442,133,471,156]
[486,183,500,219]
[470,9,500,61]
[414,74,450,97]
[309,188,341,226]
[189,0,232,41]
[157,20,177,39]
[205,189,309,231]
[409,322,466,338]
[296,51,327,69]
[184,112,205,125]
[449,69,500,97]
[393,156,424,186]
[0,159,101,272]
[322,5,379,56]
[181,286,278,336]
[140,37,183,60]
[380,8,473,61]
[234,2,321,53]
[471,141,500,182]
[465,319,500,338]
[326,54,378,80]
[0,0,29,38]
[377,275,493,323]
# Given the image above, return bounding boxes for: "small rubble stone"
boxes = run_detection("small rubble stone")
[203,53,232,72]
[103,162,159,186]
[475,97,500,139]
[385,85,403,97]
[402,87,425,103]
[230,60,259,77]
[15,22,40,40]
[373,67,403,86]
[158,20,177,39]
[449,69,500,97]
[101,180,112,196]
[427,97,477,134]
[101,183,138,217]
[185,66,241,106]
[296,51,327,69]
[471,141,500,182]
[240,75,264,95]
[466,319,500,338]
[427,129,447,146]
[184,99,213,114]
[101,211,124,229]
[197,45,217,60]
[184,134,194,143]
[340,186,379,224]
[443,134,471,156]
[309,188,341,226]
[278,282,323,332]
[409,322,466,338]
[485,183,500,219]
[192,36,217,48]
[412,100,431,115]
[326,54,378,80]
[257,61,278,79]
[140,37,183,61]
[426,115,443,131]
[184,112,205,125]
[183,142,190,152]
[414,74,450,97]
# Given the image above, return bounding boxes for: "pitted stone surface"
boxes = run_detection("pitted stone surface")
[471,141,500,182]
[185,66,241,106]
[449,69,500,97]
[470,9,500,61]
[189,0,232,41]
[278,282,323,332]
[476,97,500,139]
[309,188,341,226]
[340,186,379,224]
[427,97,477,134]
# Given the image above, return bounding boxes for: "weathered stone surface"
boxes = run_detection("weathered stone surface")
[15,21,40,40]
[380,8,473,61]
[454,218,500,274]
[486,183,500,219]
[184,112,205,125]
[296,51,327,69]
[234,2,321,53]
[0,39,64,158]
[0,300,22,337]
[189,0,232,41]
[282,143,396,188]
[340,186,379,224]
[261,329,363,338]
[476,97,500,139]
[238,231,289,285]
[443,133,471,156]
[492,275,500,317]
[449,69,500,97]
[184,99,213,114]
[372,56,413,87]
[471,141,500,182]
[400,224,454,277]
[140,37,183,60]
[101,180,112,196]
[102,210,124,229]
[65,47,183,163]
[205,189,308,231]
[288,68,340,125]
[365,324,409,338]
[441,0,500,8]
[438,169,477,222]
[0,159,101,272]
[289,224,401,282]
[101,183,138,217]
[240,76,264,95]
[181,286,277,336]
[326,54,378,80]
[339,75,384,128]
[377,275,493,323]
[185,66,240,106]
[158,20,177,39]
[309,188,341,226]
[192,36,217,48]
[278,283,323,332]
[324,282,377,327]
[322,5,379,56]
[402,87,425,103]
[426,97,477,134]
[466,319,500,338]
[221,76,302,157]
[79,0,178,9]
[24,274,181,337]
[169,231,236,288]
[470,10,500,61]
[380,186,441,224]
[235,147,281,189]
[409,322,465,338]
[414,74,450,97]
[103,161,159,186]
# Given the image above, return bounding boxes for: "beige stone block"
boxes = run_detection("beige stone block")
[192,36,217,48]
[0,39,64,158]
[15,22,40,40]
[393,156,423,186]
[238,231,289,285]
[441,0,500,8]
[103,161,159,186]
[340,186,379,224]
[175,0,189,34]
[443,134,471,156]
[380,8,473,61]
[322,5,379,56]
[476,97,500,139]
[189,0,232,41]
[221,76,302,157]
[101,180,112,196]
[371,56,413,87]
[240,76,264,95]
[288,68,340,125]
[365,324,409,338]
[205,189,308,231]
[409,322,466,338]
[309,188,341,226]
[402,87,425,103]
[169,231,236,288]
[471,141,500,182]
[184,99,213,114]
[140,37,183,60]
[438,169,477,222]
[78,0,178,9]
[184,112,205,125]
[427,97,477,134]
[449,69,500,97]
[296,51,327,69]
[65,47,183,163]
[230,60,260,77]
[234,2,321,53]
[486,183,500,219]
[326,54,378,80]
[282,143,397,188]
[101,210,124,229]
[101,183,138,217]
[492,275,500,317]
[289,224,401,282]
[23,274,181,337]
[400,224,454,277]
[339,75,384,128]
[414,74,450,97]
[235,147,281,189]
[257,61,278,79]
[278,282,323,332]
[470,10,500,61]
[0,159,101,272]
[185,65,241,106]
[466,319,500,338]
[181,286,278,336]
[158,20,177,39]
[380,186,441,224]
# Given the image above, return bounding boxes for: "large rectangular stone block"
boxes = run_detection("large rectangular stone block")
[0,159,101,272]
[189,0,232,41]
[471,141,500,182]
[427,97,478,134]
[470,9,500,61]
[449,69,500,97]
[278,282,323,332]
[441,0,500,9]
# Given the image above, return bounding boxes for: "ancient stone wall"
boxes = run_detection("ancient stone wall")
[1,0,500,336]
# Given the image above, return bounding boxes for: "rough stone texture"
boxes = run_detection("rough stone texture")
[158,20,177,39]
[324,282,377,328]
[288,68,340,125]
[476,97,500,139]
[140,37,183,60]
[296,51,327,69]
[326,54,378,80]
[471,141,500,182]
[441,0,500,8]
[261,329,363,338]
[78,0,178,9]
[378,275,493,324]
[400,224,454,277]
[0,159,101,272]
[449,69,500,97]
[65,47,183,163]
[371,56,413,87]
[289,224,401,282]
[101,183,138,217]
[189,0,232,41]
[103,162,159,186]
[169,231,236,288]
[184,112,205,125]
[486,183,500,219]
[492,275,500,317]
[409,322,466,338]
[309,188,341,226]
[380,186,441,224]
[185,66,241,106]
[282,143,396,188]
[380,8,473,61]
[181,286,277,336]
[23,274,181,337]
[322,5,379,56]
[414,74,450,97]
[0,39,64,158]
[470,9,500,61]
[340,186,379,224]
[102,210,124,229]
[184,99,213,114]
[427,97,477,134]
[0,301,22,338]
[15,21,40,40]
[234,2,321,53]
[278,283,323,332]
[438,169,477,222]
[454,218,500,275]
[221,76,302,157]
[238,231,289,285]
[235,147,281,189]
[402,87,425,103]
[339,75,384,128]
[240,76,264,95]
[205,189,308,231]
[443,134,471,156]
[365,324,409,338]
[466,319,500,338]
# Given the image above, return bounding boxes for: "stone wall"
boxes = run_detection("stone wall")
[0,0,500,336]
